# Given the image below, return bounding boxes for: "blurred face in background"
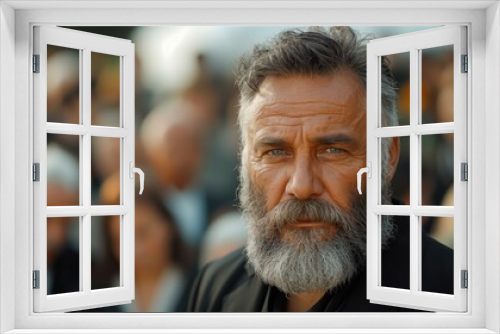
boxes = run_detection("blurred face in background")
[161,121,204,190]
[143,109,204,191]
[93,137,121,179]
[108,201,172,275]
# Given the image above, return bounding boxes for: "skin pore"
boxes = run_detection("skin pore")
[243,70,399,312]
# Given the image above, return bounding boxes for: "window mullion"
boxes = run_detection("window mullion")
[82,47,92,294]
[409,47,420,294]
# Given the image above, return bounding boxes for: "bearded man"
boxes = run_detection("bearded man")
[186,26,453,312]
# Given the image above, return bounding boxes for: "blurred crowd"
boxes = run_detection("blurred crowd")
[45,26,455,312]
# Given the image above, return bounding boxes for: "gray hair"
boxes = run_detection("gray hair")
[235,26,399,177]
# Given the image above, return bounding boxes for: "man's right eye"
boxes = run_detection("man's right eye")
[265,149,286,156]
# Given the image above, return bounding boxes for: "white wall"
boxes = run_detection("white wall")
[0,1,16,333]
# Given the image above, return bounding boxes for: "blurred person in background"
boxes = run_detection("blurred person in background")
[430,52,455,247]
[181,54,241,213]
[46,46,80,155]
[47,46,80,125]
[199,210,247,267]
[91,136,121,206]
[92,176,192,312]
[140,99,215,250]
[91,52,121,127]
[46,143,80,295]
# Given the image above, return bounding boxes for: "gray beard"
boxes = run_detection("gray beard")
[239,168,394,295]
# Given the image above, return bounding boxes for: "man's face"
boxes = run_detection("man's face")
[240,71,378,295]
[246,71,367,238]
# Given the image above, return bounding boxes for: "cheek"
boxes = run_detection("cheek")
[320,162,363,211]
[250,161,289,209]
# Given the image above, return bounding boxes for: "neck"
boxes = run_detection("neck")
[286,290,326,312]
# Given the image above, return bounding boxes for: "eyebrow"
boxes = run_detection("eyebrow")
[254,134,354,148]
[254,137,288,148]
[313,134,354,145]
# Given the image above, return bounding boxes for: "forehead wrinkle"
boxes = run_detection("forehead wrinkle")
[257,101,346,119]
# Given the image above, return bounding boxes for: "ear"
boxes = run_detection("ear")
[386,137,400,182]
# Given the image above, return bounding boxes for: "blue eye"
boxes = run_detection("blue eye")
[267,149,285,156]
[326,147,344,154]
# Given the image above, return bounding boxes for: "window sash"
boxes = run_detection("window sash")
[32,25,136,313]
[366,25,468,312]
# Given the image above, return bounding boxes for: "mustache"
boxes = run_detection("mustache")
[263,197,356,232]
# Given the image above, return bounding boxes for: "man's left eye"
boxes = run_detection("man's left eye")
[325,147,344,154]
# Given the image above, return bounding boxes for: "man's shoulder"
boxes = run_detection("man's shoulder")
[202,247,249,284]
[187,247,254,312]
[382,215,454,294]
[421,232,454,294]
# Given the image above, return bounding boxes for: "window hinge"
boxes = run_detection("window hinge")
[33,54,40,73]
[33,163,40,182]
[461,54,468,73]
[33,270,40,289]
[461,270,468,289]
[461,162,468,181]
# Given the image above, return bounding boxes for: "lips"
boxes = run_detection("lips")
[293,220,328,228]
[280,219,339,243]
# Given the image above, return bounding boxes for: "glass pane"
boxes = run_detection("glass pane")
[421,45,454,124]
[91,216,121,290]
[47,45,80,124]
[381,215,409,290]
[91,52,121,127]
[421,216,454,294]
[47,134,80,206]
[47,216,80,295]
[421,133,454,206]
[91,137,121,206]
[381,136,409,205]
[381,52,409,127]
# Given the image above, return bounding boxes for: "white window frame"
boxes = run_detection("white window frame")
[0,1,498,333]
[365,26,468,312]
[33,25,136,313]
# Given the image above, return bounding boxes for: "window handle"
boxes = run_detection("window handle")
[129,162,145,195]
[357,162,371,195]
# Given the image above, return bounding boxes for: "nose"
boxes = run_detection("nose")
[286,154,323,200]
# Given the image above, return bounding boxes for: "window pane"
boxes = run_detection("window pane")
[381,52,409,127]
[91,137,121,206]
[91,52,121,127]
[421,45,454,124]
[47,217,80,295]
[91,216,121,290]
[421,133,454,206]
[47,45,80,124]
[381,215,409,290]
[381,136,410,205]
[421,216,454,294]
[47,134,80,206]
